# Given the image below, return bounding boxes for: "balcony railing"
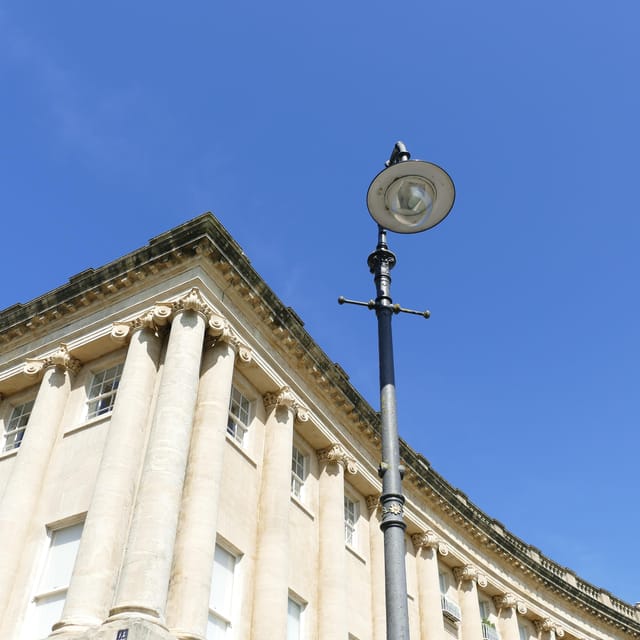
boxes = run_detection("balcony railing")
[482,623,500,640]
[440,595,462,622]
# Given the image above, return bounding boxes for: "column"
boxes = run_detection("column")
[316,443,357,640]
[454,564,485,640]
[53,308,168,634]
[166,316,252,640]
[493,594,527,640]
[366,495,385,640]
[0,344,80,618]
[412,531,448,640]
[109,289,209,626]
[250,387,308,640]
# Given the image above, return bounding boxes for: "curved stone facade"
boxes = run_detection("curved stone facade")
[0,213,637,640]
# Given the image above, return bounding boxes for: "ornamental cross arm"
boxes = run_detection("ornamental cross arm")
[337,296,430,319]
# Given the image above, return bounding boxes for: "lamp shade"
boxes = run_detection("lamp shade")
[366,159,455,233]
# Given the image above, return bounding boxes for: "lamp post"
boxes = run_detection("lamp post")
[339,142,455,640]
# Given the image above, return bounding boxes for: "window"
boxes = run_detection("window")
[480,601,499,640]
[291,445,307,499]
[227,386,251,445]
[287,597,303,640]
[344,495,358,546]
[28,522,83,639]
[518,623,535,640]
[3,399,34,451]
[439,571,448,594]
[440,571,461,622]
[207,544,237,639]
[86,363,123,419]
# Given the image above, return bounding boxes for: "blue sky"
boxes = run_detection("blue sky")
[1,1,638,604]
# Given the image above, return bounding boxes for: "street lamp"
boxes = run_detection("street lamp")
[339,142,455,640]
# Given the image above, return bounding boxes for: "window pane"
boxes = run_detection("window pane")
[33,591,65,639]
[291,446,306,498]
[4,400,34,451]
[39,523,83,593]
[287,598,301,640]
[87,364,123,419]
[207,613,229,640]
[227,386,251,444]
[344,496,358,545]
[210,545,235,617]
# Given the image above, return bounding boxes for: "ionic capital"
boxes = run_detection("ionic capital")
[493,593,527,614]
[535,619,563,636]
[207,313,252,363]
[173,287,212,319]
[317,443,357,475]
[454,564,487,587]
[24,344,81,377]
[111,304,173,342]
[263,386,309,422]
[411,530,450,556]
[412,530,438,550]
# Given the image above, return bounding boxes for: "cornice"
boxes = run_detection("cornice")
[0,212,637,636]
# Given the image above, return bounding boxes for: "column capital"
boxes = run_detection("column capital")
[152,287,213,324]
[317,443,357,474]
[207,313,252,363]
[24,343,81,377]
[534,618,564,636]
[263,386,309,422]
[366,494,380,512]
[411,530,450,556]
[111,305,173,342]
[453,564,487,587]
[493,593,527,614]
[173,287,211,318]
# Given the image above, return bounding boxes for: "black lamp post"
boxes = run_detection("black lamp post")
[339,142,455,640]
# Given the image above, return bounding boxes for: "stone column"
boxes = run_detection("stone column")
[250,387,308,640]
[535,618,564,640]
[412,531,448,640]
[0,345,80,618]
[366,495,385,640]
[493,594,527,640]
[166,316,252,640]
[52,309,168,634]
[454,565,485,640]
[316,443,357,640]
[109,289,210,627]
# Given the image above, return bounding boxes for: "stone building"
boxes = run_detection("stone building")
[0,213,637,640]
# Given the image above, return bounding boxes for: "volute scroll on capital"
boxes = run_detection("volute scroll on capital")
[317,443,357,475]
[535,618,563,636]
[263,386,309,423]
[493,594,527,615]
[206,313,252,363]
[453,564,488,587]
[24,343,82,377]
[411,530,450,556]
[111,303,173,342]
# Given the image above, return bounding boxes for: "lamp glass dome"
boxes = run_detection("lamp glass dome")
[385,176,435,229]
[367,159,455,234]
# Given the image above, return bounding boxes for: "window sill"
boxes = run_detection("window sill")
[346,543,366,565]
[0,447,19,461]
[225,434,257,468]
[63,413,112,438]
[290,494,315,520]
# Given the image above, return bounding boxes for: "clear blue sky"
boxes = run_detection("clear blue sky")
[1,1,638,604]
